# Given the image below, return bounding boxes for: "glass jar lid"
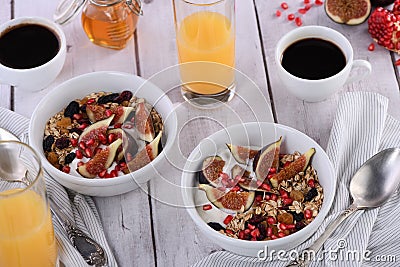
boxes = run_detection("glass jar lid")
[53,0,142,25]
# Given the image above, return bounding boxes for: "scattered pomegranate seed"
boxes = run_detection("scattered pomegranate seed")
[286,224,296,230]
[225,229,234,235]
[279,223,287,230]
[251,229,260,237]
[315,0,323,5]
[267,174,274,179]
[220,172,229,181]
[262,183,271,191]
[396,59,400,66]
[247,223,256,230]
[256,180,263,187]
[79,141,86,150]
[95,147,102,155]
[86,138,95,146]
[265,194,272,200]
[110,170,118,177]
[271,194,278,201]
[119,162,127,169]
[280,189,289,199]
[108,133,116,144]
[267,227,273,236]
[224,215,233,225]
[114,123,122,129]
[104,172,113,178]
[73,113,83,120]
[288,13,295,20]
[76,150,83,159]
[114,165,121,172]
[305,4,312,10]
[304,0,310,3]
[271,234,277,240]
[238,230,246,239]
[281,2,288,9]
[283,198,293,205]
[276,10,282,17]
[255,195,263,202]
[295,17,303,26]
[308,179,315,188]
[98,170,107,178]
[368,43,375,51]
[267,216,276,224]
[269,167,276,174]
[105,109,113,118]
[78,123,89,130]
[298,8,307,14]
[277,232,286,238]
[251,237,257,241]
[86,98,96,104]
[70,138,78,147]
[62,165,70,173]
[77,161,84,167]
[284,162,291,167]
[85,148,93,158]
[304,209,312,219]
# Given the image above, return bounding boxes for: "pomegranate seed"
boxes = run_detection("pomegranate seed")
[76,150,83,159]
[304,0,310,3]
[251,237,257,241]
[396,59,400,66]
[203,204,212,210]
[62,165,70,173]
[269,167,276,174]
[225,229,233,235]
[220,172,229,181]
[304,209,312,219]
[295,17,303,27]
[238,177,246,183]
[281,2,288,9]
[70,138,78,147]
[305,4,312,10]
[276,10,282,17]
[231,186,241,192]
[262,183,271,191]
[105,109,113,118]
[280,189,289,199]
[98,170,107,178]
[238,230,246,239]
[368,43,375,51]
[256,180,263,187]
[267,227,273,237]
[298,8,307,14]
[286,224,296,230]
[105,173,113,178]
[223,215,233,225]
[288,13,295,21]
[114,123,122,129]
[247,223,256,230]
[108,133,116,144]
[95,147,102,155]
[271,234,277,240]
[278,232,286,238]
[78,123,88,130]
[267,216,276,224]
[110,170,118,177]
[73,113,83,120]
[86,138,95,146]
[244,229,251,234]
[283,198,293,205]
[119,162,127,170]
[77,161,84,167]
[284,162,291,167]
[271,194,278,201]
[251,229,260,237]
[279,223,287,231]
[267,174,274,179]
[315,0,323,5]
[79,141,86,150]
[114,165,121,172]
[98,133,107,143]
[308,179,315,188]
[85,148,93,158]
[255,195,263,202]
[86,98,95,104]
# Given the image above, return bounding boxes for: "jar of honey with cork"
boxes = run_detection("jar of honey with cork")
[54,0,142,50]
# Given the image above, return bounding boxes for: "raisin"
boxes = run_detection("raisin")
[64,152,76,165]
[248,215,265,225]
[80,104,87,113]
[207,222,225,231]
[70,128,83,135]
[64,101,80,118]
[277,213,294,224]
[97,93,120,104]
[290,211,304,222]
[43,135,55,152]
[55,137,70,149]
[114,90,133,103]
[304,188,318,202]
[295,221,306,230]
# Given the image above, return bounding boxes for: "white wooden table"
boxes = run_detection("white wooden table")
[1,0,400,266]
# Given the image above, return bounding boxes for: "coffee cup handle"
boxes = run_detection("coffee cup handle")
[344,59,372,85]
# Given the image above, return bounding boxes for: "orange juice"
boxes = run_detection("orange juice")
[0,189,57,267]
[177,11,235,95]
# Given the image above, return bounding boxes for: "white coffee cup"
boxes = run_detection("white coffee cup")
[275,26,372,102]
[0,17,66,92]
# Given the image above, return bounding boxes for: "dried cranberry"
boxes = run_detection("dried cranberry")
[295,221,306,230]
[304,188,318,201]
[207,222,225,231]
[64,101,80,118]
[97,93,120,104]
[55,137,70,149]
[248,215,265,225]
[114,90,133,103]
[290,212,304,222]
[43,135,54,152]
[64,152,76,165]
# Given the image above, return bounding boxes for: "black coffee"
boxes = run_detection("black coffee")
[281,38,346,80]
[0,24,59,69]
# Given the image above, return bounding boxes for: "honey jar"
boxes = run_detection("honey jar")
[54,0,142,50]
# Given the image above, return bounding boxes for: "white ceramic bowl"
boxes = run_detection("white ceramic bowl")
[181,122,336,257]
[29,71,178,196]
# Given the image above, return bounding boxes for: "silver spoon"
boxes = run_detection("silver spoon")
[287,147,400,267]
[0,128,107,266]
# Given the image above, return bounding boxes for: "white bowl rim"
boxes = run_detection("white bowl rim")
[29,71,178,186]
[181,121,336,248]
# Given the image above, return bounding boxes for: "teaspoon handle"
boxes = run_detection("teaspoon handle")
[286,203,359,267]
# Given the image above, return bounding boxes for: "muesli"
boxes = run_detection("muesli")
[43,90,163,179]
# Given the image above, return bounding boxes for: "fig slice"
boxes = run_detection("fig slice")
[86,104,107,123]
[78,138,122,178]
[125,130,162,172]
[135,100,155,142]
[253,137,282,182]
[325,0,371,25]
[107,128,124,161]
[226,144,258,164]
[111,106,134,125]
[237,178,277,193]
[270,148,316,188]
[199,156,225,186]
[78,115,114,152]
[199,184,255,213]
[231,164,250,180]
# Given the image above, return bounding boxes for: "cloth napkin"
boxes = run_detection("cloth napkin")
[193,92,400,267]
[0,108,118,267]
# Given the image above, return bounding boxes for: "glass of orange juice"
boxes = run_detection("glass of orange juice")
[173,0,236,108]
[0,141,58,267]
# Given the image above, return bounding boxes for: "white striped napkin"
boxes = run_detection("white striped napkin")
[193,92,400,267]
[0,108,118,267]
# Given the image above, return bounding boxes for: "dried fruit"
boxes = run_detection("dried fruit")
[64,101,80,118]
[55,137,70,149]
[114,90,133,104]
[64,152,76,165]
[97,93,120,104]
[135,100,155,142]
[290,211,304,222]
[199,156,225,186]
[199,184,255,213]
[253,137,282,182]
[368,2,400,52]
[86,104,107,123]
[371,0,395,6]
[304,187,318,201]
[43,135,55,152]
[226,144,258,164]
[270,148,315,187]
[325,0,371,25]
[207,222,225,231]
